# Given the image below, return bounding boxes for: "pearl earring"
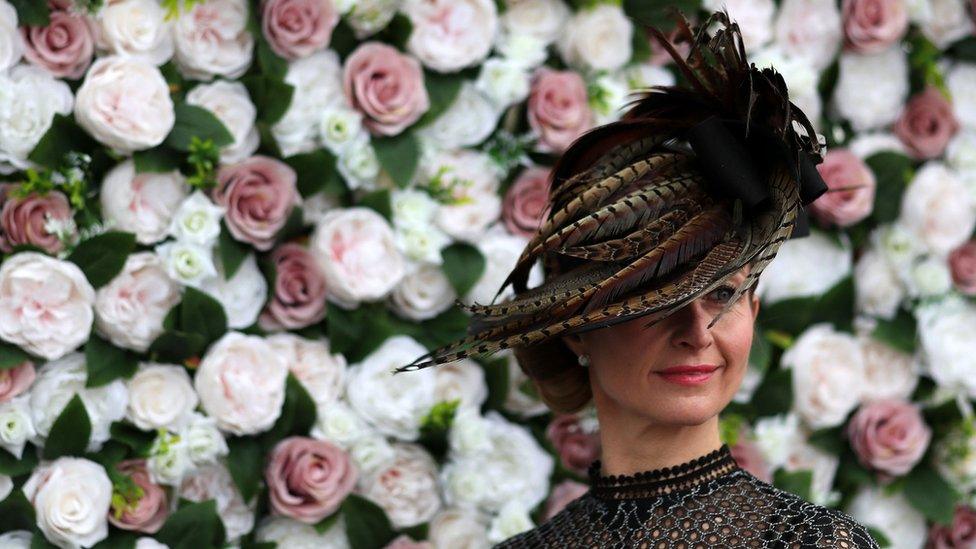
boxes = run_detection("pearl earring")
[578,354,590,368]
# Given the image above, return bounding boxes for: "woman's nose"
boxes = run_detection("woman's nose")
[669,300,714,350]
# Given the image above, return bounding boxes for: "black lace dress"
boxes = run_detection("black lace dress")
[494,443,880,548]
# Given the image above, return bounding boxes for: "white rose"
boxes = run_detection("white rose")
[301,191,341,227]
[126,363,198,431]
[500,0,569,45]
[346,335,439,440]
[933,421,976,495]
[494,31,548,68]
[947,130,976,172]
[22,457,112,548]
[100,159,189,245]
[311,399,373,449]
[154,240,218,288]
[194,332,289,435]
[348,433,396,476]
[755,229,852,304]
[449,406,492,456]
[391,189,450,263]
[918,0,973,49]
[359,442,442,528]
[336,135,381,191]
[266,332,346,411]
[751,412,803,469]
[625,63,675,90]
[773,0,842,71]
[181,411,228,465]
[871,222,926,278]
[29,353,128,451]
[858,332,919,401]
[854,248,905,319]
[173,0,253,80]
[0,396,35,459]
[917,295,976,398]
[417,82,501,150]
[703,0,774,52]
[256,515,350,549]
[404,0,497,73]
[0,65,72,173]
[781,323,866,429]
[147,429,191,486]
[556,4,633,72]
[198,253,268,329]
[185,80,259,164]
[0,252,95,361]
[782,438,841,506]
[442,411,553,514]
[899,162,976,256]
[948,63,976,129]
[475,57,531,109]
[487,500,534,544]
[318,106,366,155]
[465,228,543,306]
[0,1,22,72]
[392,188,439,230]
[180,462,256,542]
[389,263,457,321]
[588,72,630,126]
[272,49,344,157]
[94,252,182,352]
[434,359,488,412]
[0,530,32,548]
[167,190,225,247]
[846,486,928,549]
[95,0,174,65]
[429,507,492,549]
[309,207,406,308]
[906,255,952,297]
[502,352,548,418]
[833,46,909,131]
[134,538,168,549]
[75,56,174,153]
[346,0,398,39]
[846,131,908,158]
[427,150,502,242]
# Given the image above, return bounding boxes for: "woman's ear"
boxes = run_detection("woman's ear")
[749,291,760,322]
[561,334,585,356]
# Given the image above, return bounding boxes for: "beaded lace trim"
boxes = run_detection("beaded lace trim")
[586,443,740,500]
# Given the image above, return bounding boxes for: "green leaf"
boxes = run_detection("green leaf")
[748,326,772,374]
[28,114,94,167]
[373,132,420,188]
[808,274,855,333]
[218,219,250,280]
[256,39,288,80]
[902,464,960,525]
[758,296,816,335]
[242,74,295,125]
[773,468,813,502]
[226,436,264,504]
[414,71,465,128]
[948,36,976,62]
[109,421,154,457]
[359,189,392,222]
[0,443,38,476]
[416,306,469,350]
[440,243,485,298]
[133,147,182,173]
[179,286,228,347]
[865,526,891,548]
[807,426,846,455]
[147,329,208,363]
[284,149,340,198]
[0,489,35,533]
[375,13,412,50]
[9,0,50,26]
[329,19,358,59]
[871,307,917,354]
[866,152,914,224]
[0,340,32,370]
[622,0,699,28]
[91,532,138,549]
[165,103,234,152]
[341,493,396,549]
[480,357,510,414]
[273,206,305,244]
[314,510,342,534]
[326,303,398,363]
[85,335,138,387]
[156,499,227,549]
[66,231,137,289]
[44,394,92,459]
[260,373,316,445]
[751,367,793,417]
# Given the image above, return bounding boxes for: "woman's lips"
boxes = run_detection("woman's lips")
[654,365,720,386]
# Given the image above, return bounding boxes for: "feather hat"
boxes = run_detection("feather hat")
[393,9,830,375]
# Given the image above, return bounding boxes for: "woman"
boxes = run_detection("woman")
[394,9,880,548]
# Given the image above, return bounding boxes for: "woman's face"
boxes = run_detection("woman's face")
[563,266,760,426]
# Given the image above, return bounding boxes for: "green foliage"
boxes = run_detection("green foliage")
[66,231,137,288]
[156,499,227,549]
[373,132,420,188]
[44,395,92,459]
[166,104,234,152]
[0,340,33,370]
[440,243,486,298]
[85,334,139,387]
[902,463,961,525]
[342,494,397,549]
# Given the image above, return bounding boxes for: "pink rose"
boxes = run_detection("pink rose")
[265,436,358,524]
[545,414,600,476]
[259,242,329,330]
[384,535,434,549]
[841,0,909,54]
[343,42,430,136]
[261,0,339,59]
[927,505,976,549]
[809,149,876,228]
[542,480,588,522]
[845,398,932,477]
[502,167,551,238]
[0,360,35,403]
[0,184,74,254]
[107,460,168,534]
[20,6,94,79]
[730,437,773,483]
[527,68,593,153]
[212,155,300,251]
[893,87,961,160]
[949,240,976,296]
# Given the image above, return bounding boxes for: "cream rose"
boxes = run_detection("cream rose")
[273,49,344,157]
[499,0,568,46]
[0,252,95,360]
[198,252,268,329]
[75,56,175,153]
[309,207,406,308]
[755,230,852,304]
[556,4,633,72]
[917,296,976,398]
[425,149,503,242]
[0,65,73,173]
[266,333,346,412]
[854,248,906,320]
[94,0,174,65]
[154,240,218,289]
[434,358,489,412]
[173,0,253,80]
[23,457,112,548]
[428,507,491,549]
[126,363,198,431]
[180,462,256,542]
[416,82,501,151]
[947,63,976,129]
[465,228,542,306]
[194,331,289,435]
[389,263,457,322]
[100,160,189,245]
[359,442,442,528]
[185,80,260,164]
[833,46,909,131]
[0,0,22,71]
[774,0,842,71]
[0,395,36,458]
[846,486,928,549]
[899,162,976,256]
[94,252,182,353]
[167,190,225,247]
[403,0,497,73]
[703,0,775,51]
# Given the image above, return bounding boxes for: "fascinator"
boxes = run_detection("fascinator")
[394,9,829,374]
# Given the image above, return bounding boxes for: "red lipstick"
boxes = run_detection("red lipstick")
[654,364,721,386]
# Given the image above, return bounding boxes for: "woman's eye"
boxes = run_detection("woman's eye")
[711,285,736,303]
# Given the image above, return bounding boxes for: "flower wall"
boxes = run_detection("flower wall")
[0,0,975,547]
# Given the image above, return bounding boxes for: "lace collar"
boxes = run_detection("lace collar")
[586,443,741,500]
